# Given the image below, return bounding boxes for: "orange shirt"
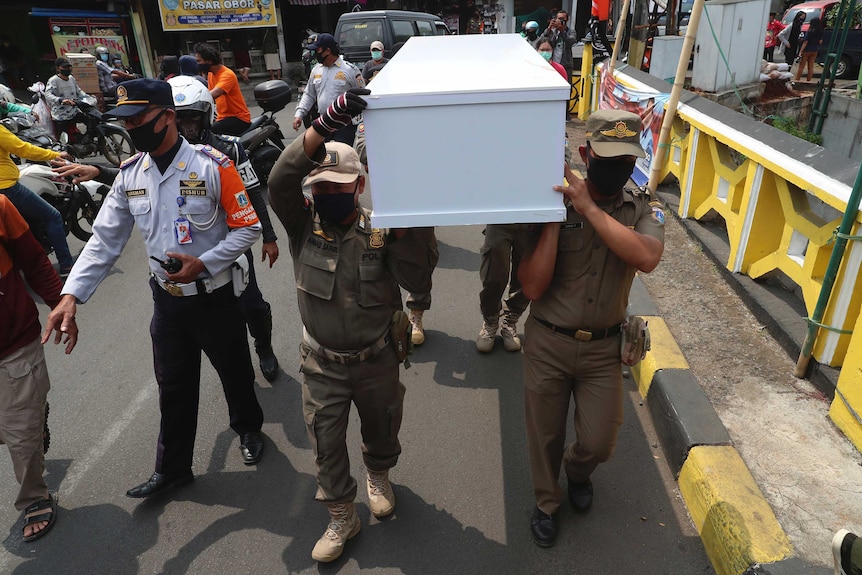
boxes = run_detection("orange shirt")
[208,65,251,123]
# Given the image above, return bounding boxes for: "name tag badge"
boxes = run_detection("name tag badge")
[175,217,193,245]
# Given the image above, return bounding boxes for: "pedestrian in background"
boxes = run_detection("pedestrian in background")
[2,196,73,543]
[361,40,389,83]
[178,55,207,86]
[796,16,823,81]
[292,33,364,145]
[780,11,806,66]
[764,13,785,62]
[538,39,569,81]
[538,11,578,80]
[194,42,252,136]
[43,79,266,499]
[268,89,436,563]
[518,110,664,548]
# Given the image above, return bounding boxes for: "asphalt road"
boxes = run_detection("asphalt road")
[0,94,714,574]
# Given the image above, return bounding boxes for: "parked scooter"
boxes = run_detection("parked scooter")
[0,114,60,157]
[239,80,294,188]
[17,162,109,244]
[57,97,136,167]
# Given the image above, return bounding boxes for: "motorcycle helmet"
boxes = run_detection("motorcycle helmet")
[95,46,110,60]
[168,75,214,143]
[525,21,539,31]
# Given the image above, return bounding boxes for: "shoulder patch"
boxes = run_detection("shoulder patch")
[649,200,666,225]
[119,152,144,170]
[198,144,231,166]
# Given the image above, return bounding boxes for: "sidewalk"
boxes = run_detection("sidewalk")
[566,117,862,575]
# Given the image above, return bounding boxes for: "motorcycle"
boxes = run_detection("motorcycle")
[57,97,136,167]
[17,162,109,244]
[0,113,61,159]
[301,29,320,79]
[239,79,294,189]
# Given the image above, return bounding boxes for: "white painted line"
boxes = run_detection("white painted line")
[61,382,155,496]
[681,128,700,218]
[822,238,862,364]
[735,165,764,273]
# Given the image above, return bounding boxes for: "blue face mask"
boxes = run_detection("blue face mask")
[314,191,357,223]
[539,51,553,61]
[99,54,109,62]
[371,50,383,61]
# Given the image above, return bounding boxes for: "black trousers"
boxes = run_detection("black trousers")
[149,278,264,475]
[237,249,273,351]
[212,117,251,137]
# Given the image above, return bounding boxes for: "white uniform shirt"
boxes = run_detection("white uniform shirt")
[63,138,261,303]
[295,56,364,120]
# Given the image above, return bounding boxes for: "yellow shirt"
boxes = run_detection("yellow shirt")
[0,126,60,189]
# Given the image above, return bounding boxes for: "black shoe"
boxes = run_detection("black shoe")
[126,471,193,498]
[257,347,279,382]
[240,431,264,465]
[568,478,593,512]
[530,507,557,548]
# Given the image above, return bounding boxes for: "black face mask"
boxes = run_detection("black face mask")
[315,50,328,64]
[586,154,636,196]
[58,68,72,77]
[127,109,169,153]
[197,62,211,74]
[314,184,358,223]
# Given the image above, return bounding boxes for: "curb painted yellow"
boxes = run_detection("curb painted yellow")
[679,446,793,575]
[830,309,862,453]
[630,316,690,398]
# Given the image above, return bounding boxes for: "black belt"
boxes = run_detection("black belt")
[535,317,622,341]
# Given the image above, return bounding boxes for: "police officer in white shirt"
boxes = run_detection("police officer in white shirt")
[43,79,266,499]
[292,33,364,145]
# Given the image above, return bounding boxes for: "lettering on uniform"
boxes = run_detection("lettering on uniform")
[125,188,147,198]
[180,180,208,196]
[369,229,385,249]
[362,251,381,262]
[306,235,339,253]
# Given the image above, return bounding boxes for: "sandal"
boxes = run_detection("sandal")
[43,402,50,454]
[22,492,58,542]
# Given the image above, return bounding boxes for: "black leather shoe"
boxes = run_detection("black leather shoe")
[126,471,193,498]
[258,349,279,382]
[530,507,557,548]
[240,431,264,465]
[568,478,593,512]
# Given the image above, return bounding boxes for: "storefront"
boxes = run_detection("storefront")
[0,4,143,89]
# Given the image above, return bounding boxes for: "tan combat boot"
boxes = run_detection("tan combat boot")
[311,502,361,563]
[501,312,522,352]
[476,316,499,353]
[409,309,425,345]
[367,469,396,517]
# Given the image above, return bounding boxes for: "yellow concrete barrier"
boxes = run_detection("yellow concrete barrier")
[679,446,793,575]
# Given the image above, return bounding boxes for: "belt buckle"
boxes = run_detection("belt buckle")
[163,280,184,297]
[575,329,592,342]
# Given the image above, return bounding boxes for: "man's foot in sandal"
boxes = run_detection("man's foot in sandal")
[23,492,58,542]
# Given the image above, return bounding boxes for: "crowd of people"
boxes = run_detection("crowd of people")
[764,11,824,82]
[0,30,858,575]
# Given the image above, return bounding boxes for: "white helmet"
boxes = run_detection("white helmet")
[526,21,539,30]
[168,76,214,141]
[95,46,109,56]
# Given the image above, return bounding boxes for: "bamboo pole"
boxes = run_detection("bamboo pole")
[646,0,706,192]
[607,0,633,75]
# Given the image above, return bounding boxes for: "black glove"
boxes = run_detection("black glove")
[312,87,371,137]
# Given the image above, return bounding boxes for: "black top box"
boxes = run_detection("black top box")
[254,80,293,112]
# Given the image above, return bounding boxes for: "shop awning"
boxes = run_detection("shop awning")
[30,8,122,18]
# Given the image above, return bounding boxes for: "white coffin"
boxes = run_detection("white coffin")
[362,34,570,228]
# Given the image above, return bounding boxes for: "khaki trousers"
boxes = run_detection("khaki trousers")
[0,337,50,511]
[479,224,531,320]
[300,342,405,503]
[522,316,624,515]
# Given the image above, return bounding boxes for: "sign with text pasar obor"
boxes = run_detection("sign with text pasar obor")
[362,34,570,228]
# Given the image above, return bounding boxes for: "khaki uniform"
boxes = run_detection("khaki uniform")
[268,136,435,503]
[479,223,531,320]
[522,189,665,516]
